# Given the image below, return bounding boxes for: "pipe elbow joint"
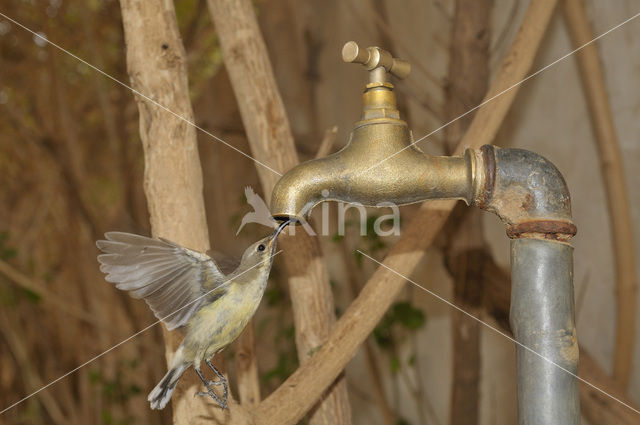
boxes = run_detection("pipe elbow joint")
[475,145,576,241]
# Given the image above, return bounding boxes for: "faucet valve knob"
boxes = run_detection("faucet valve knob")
[341,41,411,83]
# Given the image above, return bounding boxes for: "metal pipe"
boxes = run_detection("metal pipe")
[510,238,579,424]
[269,43,580,423]
[475,145,576,239]
[272,146,581,425]
[478,145,580,424]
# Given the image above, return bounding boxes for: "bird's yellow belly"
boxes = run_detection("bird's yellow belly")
[183,284,264,364]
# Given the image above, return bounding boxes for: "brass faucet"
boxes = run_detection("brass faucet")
[270,41,479,222]
[270,42,581,425]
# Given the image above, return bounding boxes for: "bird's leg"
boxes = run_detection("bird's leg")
[205,359,228,407]
[194,368,226,409]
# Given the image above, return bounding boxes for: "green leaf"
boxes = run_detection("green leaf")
[265,287,284,306]
[408,354,416,366]
[353,251,363,268]
[0,285,18,306]
[365,215,378,236]
[283,325,295,340]
[373,315,394,349]
[102,381,116,397]
[88,369,102,384]
[392,302,425,330]
[21,288,41,303]
[377,314,394,342]
[0,231,17,260]
[1,248,16,260]
[389,356,401,374]
[128,384,141,395]
[101,409,113,425]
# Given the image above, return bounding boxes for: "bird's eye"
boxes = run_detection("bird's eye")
[257,244,266,252]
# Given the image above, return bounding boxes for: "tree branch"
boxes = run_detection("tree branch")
[253,2,558,423]
[235,325,260,407]
[0,311,69,425]
[119,0,223,422]
[315,126,338,160]
[0,259,104,329]
[563,0,637,387]
[205,0,352,423]
[444,1,492,423]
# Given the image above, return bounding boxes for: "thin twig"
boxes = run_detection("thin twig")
[119,0,223,422]
[235,325,261,407]
[364,0,443,89]
[315,126,338,159]
[444,1,491,423]
[337,230,395,425]
[0,259,101,327]
[409,328,441,425]
[0,311,69,425]
[563,0,637,388]
[205,0,353,423]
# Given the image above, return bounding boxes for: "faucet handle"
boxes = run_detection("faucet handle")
[341,41,411,82]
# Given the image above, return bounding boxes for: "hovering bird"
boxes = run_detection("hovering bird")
[96,221,289,410]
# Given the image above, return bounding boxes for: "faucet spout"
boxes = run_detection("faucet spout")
[269,40,581,424]
[270,122,477,222]
[270,42,480,222]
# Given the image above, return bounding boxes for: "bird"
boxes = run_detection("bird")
[95,220,289,410]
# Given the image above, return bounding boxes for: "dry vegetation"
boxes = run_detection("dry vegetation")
[0,1,638,425]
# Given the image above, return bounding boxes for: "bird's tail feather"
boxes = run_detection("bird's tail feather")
[148,363,189,410]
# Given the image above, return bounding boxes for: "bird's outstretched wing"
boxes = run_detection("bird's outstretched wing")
[96,232,228,330]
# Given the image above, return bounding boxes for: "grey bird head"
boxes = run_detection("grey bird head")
[239,220,289,270]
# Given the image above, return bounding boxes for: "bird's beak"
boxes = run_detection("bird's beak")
[270,220,290,252]
[274,220,289,238]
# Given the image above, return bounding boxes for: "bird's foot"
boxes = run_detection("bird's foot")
[194,388,227,410]
[194,363,228,410]
[206,359,228,406]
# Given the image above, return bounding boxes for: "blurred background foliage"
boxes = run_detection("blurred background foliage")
[3,1,639,425]
[0,1,432,424]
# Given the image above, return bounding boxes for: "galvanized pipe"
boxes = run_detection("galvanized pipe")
[510,238,579,424]
[478,145,580,424]
[271,142,581,423]
[269,62,580,420]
